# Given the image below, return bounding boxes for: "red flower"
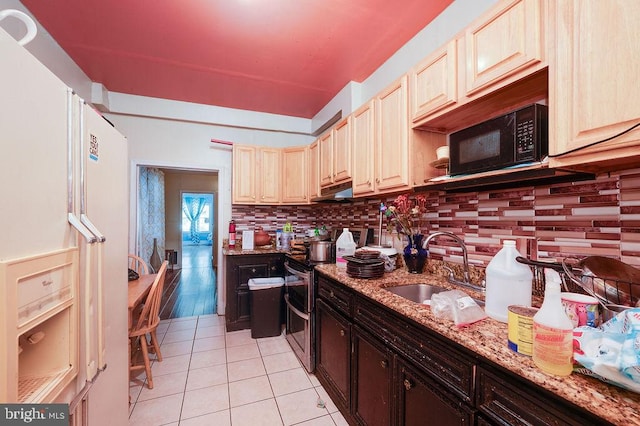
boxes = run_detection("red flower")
[383,194,428,238]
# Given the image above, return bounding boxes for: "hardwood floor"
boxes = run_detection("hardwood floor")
[159,244,216,319]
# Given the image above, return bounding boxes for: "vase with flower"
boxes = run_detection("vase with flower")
[382,194,428,273]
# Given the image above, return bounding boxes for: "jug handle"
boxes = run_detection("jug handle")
[0,9,37,46]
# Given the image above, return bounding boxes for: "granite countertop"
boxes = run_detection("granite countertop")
[315,263,640,425]
[222,246,286,256]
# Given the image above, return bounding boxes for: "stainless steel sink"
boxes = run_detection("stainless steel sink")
[384,284,448,304]
[384,283,485,306]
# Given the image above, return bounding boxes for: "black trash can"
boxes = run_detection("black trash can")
[248,277,285,338]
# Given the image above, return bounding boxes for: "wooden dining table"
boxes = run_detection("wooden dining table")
[128,273,156,329]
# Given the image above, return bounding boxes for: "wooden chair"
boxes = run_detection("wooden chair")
[128,254,149,275]
[129,261,167,389]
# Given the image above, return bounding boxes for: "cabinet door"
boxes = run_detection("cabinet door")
[465,0,545,97]
[225,255,282,332]
[315,298,351,411]
[332,117,352,184]
[375,75,410,193]
[549,0,640,171]
[236,263,269,325]
[351,101,375,196]
[319,131,334,188]
[308,140,320,200]
[411,39,459,122]
[258,148,281,204]
[352,326,393,426]
[398,359,475,426]
[281,146,308,204]
[232,144,257,203]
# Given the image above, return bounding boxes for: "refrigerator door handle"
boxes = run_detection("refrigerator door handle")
[67,90,97,244]
[69,213,97,243]
[80,214,106,242]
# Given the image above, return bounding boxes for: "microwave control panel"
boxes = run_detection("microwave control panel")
[515,104,548,162]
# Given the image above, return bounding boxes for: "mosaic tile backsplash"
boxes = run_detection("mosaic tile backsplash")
[232,168,640,269]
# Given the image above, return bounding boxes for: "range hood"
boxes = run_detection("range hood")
[312,181,354,203]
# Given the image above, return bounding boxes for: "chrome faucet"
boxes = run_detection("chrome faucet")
[422,231,484,292]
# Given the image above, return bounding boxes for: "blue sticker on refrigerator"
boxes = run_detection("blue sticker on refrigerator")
[89,134,98,161]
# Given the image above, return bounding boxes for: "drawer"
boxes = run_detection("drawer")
[476,365,608,426]
[317,276,353,317]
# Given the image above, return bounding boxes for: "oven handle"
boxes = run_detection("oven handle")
[284,294,309,321]
[285,262,312,281]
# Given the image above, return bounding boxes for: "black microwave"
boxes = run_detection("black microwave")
[448,104,548,176]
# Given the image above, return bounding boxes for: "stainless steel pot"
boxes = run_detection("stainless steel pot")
[309,240,335,262]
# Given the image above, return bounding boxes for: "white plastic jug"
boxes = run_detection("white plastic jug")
[336,228,356,269]
[484,240,533,322]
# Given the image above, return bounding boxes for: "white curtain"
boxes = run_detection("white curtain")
[139,167,166,264]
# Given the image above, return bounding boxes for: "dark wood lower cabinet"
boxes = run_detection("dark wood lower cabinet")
[224,253,284,332]
[315,273,613,426]
[397,358,474,426]
[315,298,351,413]
[475,365,609,426]
[352,326,393,426]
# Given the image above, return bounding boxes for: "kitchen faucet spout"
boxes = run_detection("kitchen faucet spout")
[423,231,483,292]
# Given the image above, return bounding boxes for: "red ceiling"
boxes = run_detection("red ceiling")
[22,0,454,118]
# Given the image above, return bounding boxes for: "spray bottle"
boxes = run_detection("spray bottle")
[532,268,574,376]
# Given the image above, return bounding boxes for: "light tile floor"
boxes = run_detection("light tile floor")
[129,314,348,426]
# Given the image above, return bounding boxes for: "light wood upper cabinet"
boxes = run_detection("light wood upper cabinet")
[319,131,333,188]
[232,144,280,204]
[259,148,281,204]
[411,39,459,123]
[548,0,640,172]
[412,0,547,132]
[308,140,320,200]
[375,75,410,193]
[281,146,309,204]
[465,0,545,97]
[351,100,375,196]
[319,117,352,189]
[232,144,257,204]
[332,117,352,184]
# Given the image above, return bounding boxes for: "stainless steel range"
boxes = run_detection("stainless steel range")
[283,254,330,373]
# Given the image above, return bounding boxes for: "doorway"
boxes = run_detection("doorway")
[147,168,219,319]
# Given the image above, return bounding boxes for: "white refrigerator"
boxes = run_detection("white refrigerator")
[0,26,129,425]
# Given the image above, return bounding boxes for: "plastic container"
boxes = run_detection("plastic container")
[335,228,357,269]
[484,240,533,322]
[532,269,574,376]
[248,277,284,338]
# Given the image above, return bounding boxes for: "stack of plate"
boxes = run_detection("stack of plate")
[345,254,385,279]
[354,249,382,260]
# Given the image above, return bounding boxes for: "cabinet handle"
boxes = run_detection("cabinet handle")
[329,290,335,298]
[339,329,345,337]
[376,178,380,183]
[403,378,413,391]
[271,265,276,271]
[251,268,256,273]
[380,360,388,369]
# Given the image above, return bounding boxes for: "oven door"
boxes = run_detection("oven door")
[284,261,315,372]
